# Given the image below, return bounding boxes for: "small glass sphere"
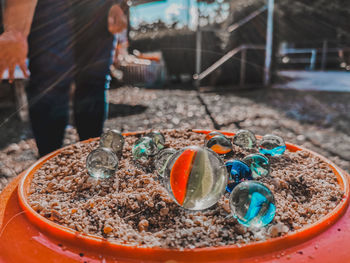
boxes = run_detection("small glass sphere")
[206,135,232,154]
[86,147,119,179]
[146,131,165,150]
[132,136,158,160]
[229,181,276,228]
[155,148,176,177]
[242,153,270,179]
[163,146,228,211]
[233,129,257,149]
[259,134,286,156]
[204,131,224,144]
[100,129,125,154]
[225,160,252,193]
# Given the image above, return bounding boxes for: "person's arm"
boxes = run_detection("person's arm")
[0,0,37,82]
[3,0,37,36]
[108,2,127,34]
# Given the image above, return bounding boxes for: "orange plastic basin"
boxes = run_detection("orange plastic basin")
[0,130,349,263]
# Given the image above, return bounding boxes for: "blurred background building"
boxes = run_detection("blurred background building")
[114,0,350,88]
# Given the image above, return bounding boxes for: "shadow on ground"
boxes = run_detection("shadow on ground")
[108,103,147,118]
[0,108,32,149]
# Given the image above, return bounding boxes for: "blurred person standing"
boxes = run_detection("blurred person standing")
[0,0,127,156]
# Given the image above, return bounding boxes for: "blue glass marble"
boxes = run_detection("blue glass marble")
[206,135,232,155]
[132,136,158,160]
[225,160,253,193]
[229,181,276,228]
[259,134,286,156]
[242,153,270,179]
[146,131,166,150]
[233,129,257,149]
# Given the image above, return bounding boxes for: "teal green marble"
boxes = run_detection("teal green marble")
[242,153,270,179]
[132,136,158,160]
[146,131,165,150]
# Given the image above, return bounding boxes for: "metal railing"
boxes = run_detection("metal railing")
[279,39,350,70]
[227,5,267,33]
[194,0,274,87]
[280,48,317,70]
[199,5,268,33]
[193,45,265,85]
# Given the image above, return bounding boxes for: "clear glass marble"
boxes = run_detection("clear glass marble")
[100,129,124,154]
[242,153,270,179]
[86,147,119,179]
[233,129,257,149]
[155,148,176,177]
[146,131,165,150]
[225,160,252,193]
[132,136,158,160]
[259,134,286,156]
[229,181,276,228]
[206,135,232,155]
[204,131,224,144]
[163,146,228,211]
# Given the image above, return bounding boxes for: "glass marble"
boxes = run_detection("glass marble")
[233,129,257,149]
[146,131,165,150]
[225,160,253,193]
[204,131,224,144]
[86,147,119,179]
[242,153,270,179]
[163,146,228,211]
[259,134,286,156]
[229,181,276,228]
[100,129,125,154]
[155,148,176,177]
[206,135,232,154]
[132,136,158,160]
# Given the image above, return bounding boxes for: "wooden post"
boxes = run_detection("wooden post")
[264,0,274,86]
[13,80,29,122]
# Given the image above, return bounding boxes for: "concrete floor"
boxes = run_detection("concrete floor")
[275,70,350,92]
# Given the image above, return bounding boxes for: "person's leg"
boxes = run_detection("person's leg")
[27,0,75,156]
[72,0,116,140]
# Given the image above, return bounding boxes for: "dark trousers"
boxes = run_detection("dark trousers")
[27,0,115,156]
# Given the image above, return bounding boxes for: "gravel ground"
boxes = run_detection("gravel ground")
[27,130,342,248]
[0,85,349,192]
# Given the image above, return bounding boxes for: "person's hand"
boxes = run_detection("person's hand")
[108,4,127,34]
[0,31,29,83]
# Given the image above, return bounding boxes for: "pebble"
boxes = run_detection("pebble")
[160,208,169,216]
[103,225,113,234]
[0,167,15,177]
[138,219,149,232]
[5,143,21,154]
